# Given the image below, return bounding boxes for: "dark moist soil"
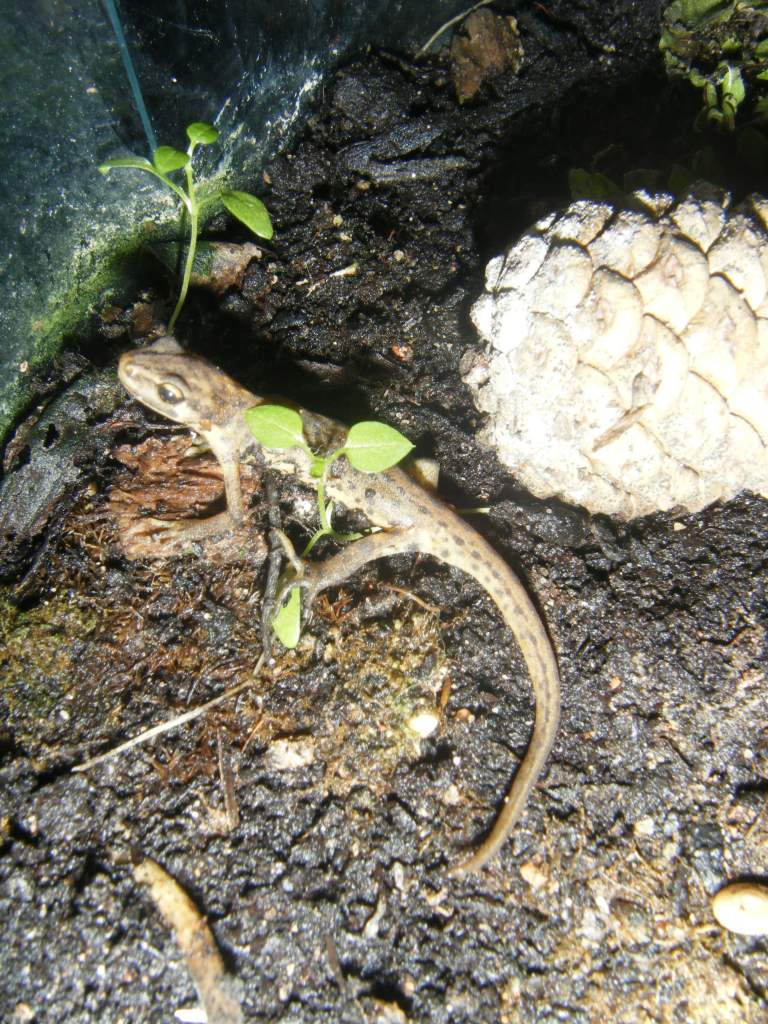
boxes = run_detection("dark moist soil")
[3,3,768,1022]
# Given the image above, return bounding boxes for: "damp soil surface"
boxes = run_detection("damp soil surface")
[3,3,768,1022]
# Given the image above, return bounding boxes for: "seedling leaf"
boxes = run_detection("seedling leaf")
[343,421,414,473]
[221,190,274,239]
[273,586,301,648]
[568,168,624,203]
[153,146,189,174]
[720,64,745,107]
[187,122,219,145]
[99,119,274,331]
[244,404,307,450]
[98,156,155,174]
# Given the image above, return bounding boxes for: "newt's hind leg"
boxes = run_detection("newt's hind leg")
[300,527,418,607]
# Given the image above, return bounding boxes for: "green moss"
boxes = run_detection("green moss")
[0,159,239,445]
[661,1,768,128]
[0,589,100,715]
[1,219,149,444]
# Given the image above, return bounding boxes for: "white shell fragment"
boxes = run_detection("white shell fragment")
[407,710,440,737]
[464,189,768,518]
[712,881,768,936]
[265,738,316,770]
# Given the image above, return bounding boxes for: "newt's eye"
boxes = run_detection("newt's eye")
[157,382,184,404]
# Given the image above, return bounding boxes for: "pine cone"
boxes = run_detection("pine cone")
[463,188,768,518]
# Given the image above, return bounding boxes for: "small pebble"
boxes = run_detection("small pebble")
[519,860,548,890]
[408,710,439,737]
[265,738,315,770]
[712,882,768,936]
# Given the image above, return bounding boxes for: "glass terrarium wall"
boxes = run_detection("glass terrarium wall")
[0,0,469,441]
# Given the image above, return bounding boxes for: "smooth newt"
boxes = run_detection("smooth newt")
[118,336,561,875]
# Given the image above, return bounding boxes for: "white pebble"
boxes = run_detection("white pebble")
[712,882,768,936]
[407,711,439,738]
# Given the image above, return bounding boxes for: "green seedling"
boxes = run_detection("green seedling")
[244,404,414,648]
[661,2,768,130]
[99,121,273,331]
[690,62,746,129]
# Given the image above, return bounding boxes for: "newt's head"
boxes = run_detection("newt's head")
[119,337,252,435]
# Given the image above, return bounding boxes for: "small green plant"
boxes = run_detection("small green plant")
[690,62,746,129]
[244,404,414,648]
[661,1,768,132]
[99,121,273,331]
